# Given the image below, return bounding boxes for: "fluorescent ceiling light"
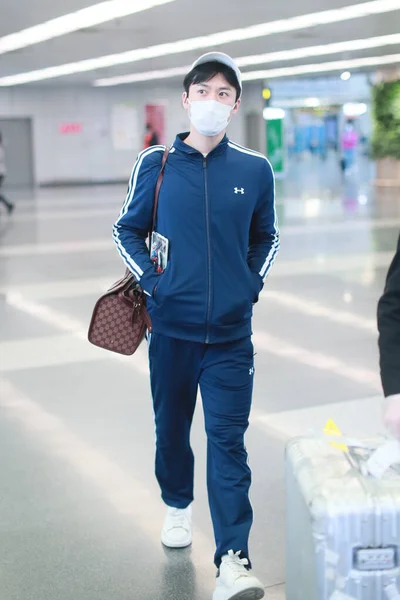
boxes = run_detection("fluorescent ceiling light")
[0,0,177,55]
[1,0,400,85]
[263,108,286,120]
[343,102,368,115]
[95,66,189,86]
[304,98,321,107]
[94,33,400,86]
[235,33,400,67]
[272,98,332,108]
[241,54,400,81]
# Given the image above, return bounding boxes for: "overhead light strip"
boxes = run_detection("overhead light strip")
[0,0,177,55]
[235,33,400,67]
[241,53,400,81]
[93,33,400,86]
[0,0,399,85]
[94,66,190,86]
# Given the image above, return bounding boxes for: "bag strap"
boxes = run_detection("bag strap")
[124,147,169,280]
[151,146,169,235]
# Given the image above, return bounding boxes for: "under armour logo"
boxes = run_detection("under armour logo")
[234,187,245,194]
[249,367,254,376]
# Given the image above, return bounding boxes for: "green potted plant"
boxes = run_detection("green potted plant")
[372,79,400,186]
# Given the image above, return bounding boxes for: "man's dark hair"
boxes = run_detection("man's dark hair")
[183,61,241,102]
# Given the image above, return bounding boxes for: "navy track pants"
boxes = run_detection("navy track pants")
[148,333,254,567]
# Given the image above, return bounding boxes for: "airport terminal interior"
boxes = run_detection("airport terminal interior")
[0,1,400,599]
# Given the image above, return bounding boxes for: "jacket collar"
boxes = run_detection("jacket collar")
[173,132,229,158]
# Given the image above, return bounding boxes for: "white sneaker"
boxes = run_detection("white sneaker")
[213,550,265,600]
[161,505,192,548]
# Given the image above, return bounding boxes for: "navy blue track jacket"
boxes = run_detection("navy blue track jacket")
[113,133,280,344]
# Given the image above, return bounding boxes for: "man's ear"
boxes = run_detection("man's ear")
[232,98,241,115]
[182,91,189,110]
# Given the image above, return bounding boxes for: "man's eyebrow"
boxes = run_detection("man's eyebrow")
[194,82,233,91]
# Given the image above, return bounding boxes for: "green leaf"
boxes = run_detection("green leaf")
[371,80,400,160]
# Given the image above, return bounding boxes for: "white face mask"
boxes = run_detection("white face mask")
[188,100,234,136]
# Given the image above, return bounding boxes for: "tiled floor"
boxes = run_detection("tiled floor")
[0,154,399,600]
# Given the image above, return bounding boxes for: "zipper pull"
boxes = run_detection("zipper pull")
[203,157,207,168]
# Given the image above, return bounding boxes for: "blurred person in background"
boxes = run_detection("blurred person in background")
[340,119,359,173]
[143,122,160,149]
[113,52,279,600]
[378,235,400,439]
[0,132,14,214]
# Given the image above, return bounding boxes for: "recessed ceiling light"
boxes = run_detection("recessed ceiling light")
[343,292,353,303]
[0,0,177,55]
[263,108,286,120]
[304,97,321,107]
[341,71,352,80]
[94,33,400,86]
[1,0,400,85]
[343,102,368,116]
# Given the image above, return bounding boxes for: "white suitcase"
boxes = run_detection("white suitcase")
[286,436,400,600]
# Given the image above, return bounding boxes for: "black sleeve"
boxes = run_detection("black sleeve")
[378,234,400,397]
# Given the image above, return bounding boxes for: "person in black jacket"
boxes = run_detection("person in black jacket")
[143,123,160,149]
[378,234,400,438]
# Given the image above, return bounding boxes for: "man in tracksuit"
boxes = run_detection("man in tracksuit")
[378,234,400,439]
[113,52,279,600]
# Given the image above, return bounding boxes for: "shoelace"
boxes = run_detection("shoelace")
[169,509,189,530]
[223,550,249,577]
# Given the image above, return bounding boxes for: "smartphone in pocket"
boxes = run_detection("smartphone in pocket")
[150,232,169,273]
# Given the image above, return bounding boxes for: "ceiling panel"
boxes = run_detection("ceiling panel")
[0,0,398,84]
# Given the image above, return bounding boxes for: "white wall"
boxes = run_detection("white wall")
[0,81,263,186]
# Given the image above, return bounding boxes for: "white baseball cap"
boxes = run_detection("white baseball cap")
[190,52,242,96]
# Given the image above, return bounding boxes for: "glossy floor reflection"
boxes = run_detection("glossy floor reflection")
[0,154,399,600]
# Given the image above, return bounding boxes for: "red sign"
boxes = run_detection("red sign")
[59,122,83,134]
[145,104,166,146]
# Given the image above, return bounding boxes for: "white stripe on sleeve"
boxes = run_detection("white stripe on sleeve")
[260,167,280,280]
[228,142,280,282]
[117,145,165,221]
[112,227,143,280]
[113,144,165,280]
